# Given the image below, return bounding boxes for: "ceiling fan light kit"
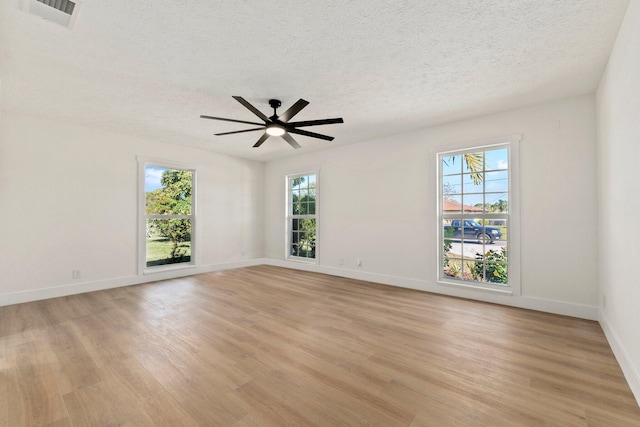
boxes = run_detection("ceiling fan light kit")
[265,124,285,137]
[201,96,344,149]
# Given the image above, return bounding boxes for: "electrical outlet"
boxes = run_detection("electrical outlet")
[72,269,81,279]
[357,259,362,267]
[339,258,344,266]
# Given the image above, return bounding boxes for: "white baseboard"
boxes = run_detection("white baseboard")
[0,257,599,321]
[0,259,262,307]
[0,259,422,308]
[600,312,640,406]
[262,259,599,320]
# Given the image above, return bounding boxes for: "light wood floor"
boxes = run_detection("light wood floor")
[1,266,639,426]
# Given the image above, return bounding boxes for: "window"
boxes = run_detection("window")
[138,159,196,272]
[286,172,318,262]
[437,139,519,292]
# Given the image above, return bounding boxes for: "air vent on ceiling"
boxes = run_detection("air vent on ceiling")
[23,0,81,28]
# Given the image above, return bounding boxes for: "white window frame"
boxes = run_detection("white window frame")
[137,157,198,274]
[435,135,521,295]
[285,170,319,264]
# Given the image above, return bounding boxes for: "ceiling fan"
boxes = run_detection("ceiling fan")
[201,96,344,149]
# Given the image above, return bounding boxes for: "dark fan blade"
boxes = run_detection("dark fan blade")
[253,133,270,148]
[287,128,334,141]
[215,127,264,136]
[278,99,309,122]
[282,133,301,149]
[286,118,344,127]
[200,115,264,127]
[232,96,270,122]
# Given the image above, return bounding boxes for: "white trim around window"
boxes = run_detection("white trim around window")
[434,135,521,295]
[285,170,319,264]
[137,156,198,275]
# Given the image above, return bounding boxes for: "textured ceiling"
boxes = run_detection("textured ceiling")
[0,0,630,161]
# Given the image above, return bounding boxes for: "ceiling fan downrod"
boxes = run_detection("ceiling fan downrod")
[268,99,282,119]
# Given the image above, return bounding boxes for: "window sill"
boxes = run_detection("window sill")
[286,257,317,265]
[437,278,513,296]
[143,263,197,275]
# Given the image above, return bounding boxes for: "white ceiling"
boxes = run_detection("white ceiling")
[0,0,630,162]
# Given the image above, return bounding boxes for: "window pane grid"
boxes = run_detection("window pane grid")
[143,165,194,269]
[287,173,317,261]
[440,146,509,286]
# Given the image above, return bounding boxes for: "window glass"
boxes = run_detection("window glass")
[287,173,317,261]
[143,165,194,268]
[440,146,509,287]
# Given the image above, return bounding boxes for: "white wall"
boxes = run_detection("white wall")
[596,1,640,403]
[0,113,264,305]
[264,95,599,319]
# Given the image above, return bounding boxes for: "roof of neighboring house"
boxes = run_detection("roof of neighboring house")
[443,199,483,212]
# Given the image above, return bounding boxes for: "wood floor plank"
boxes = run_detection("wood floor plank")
[63,377,157,426]
[6,340,69,425]
[1,265,639,426]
